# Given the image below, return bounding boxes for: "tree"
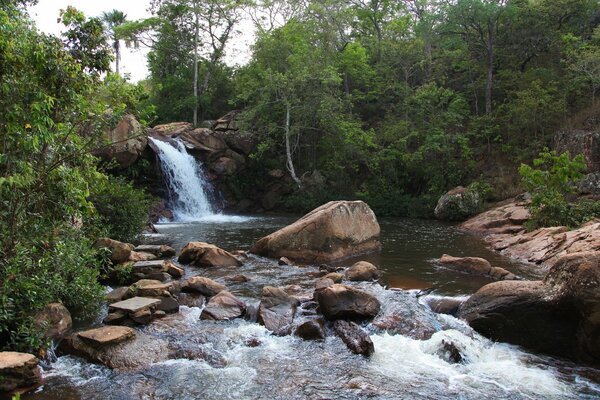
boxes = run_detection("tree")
[102,9,127,75]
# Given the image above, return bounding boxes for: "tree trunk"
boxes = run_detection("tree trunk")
[192,3,199,127]
[485,35,494,115]
[115,39,120,75]
[285,103,302,189]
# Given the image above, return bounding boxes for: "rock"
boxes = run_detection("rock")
[150,121,193,137]
[211,156,237,175]
[200,291,246,321]
[251,201,381,264]
[434,186,483,221]
[176,128,228,160]
[177,293,206,308]
[131,309,153,324]
[34,303,72,340]
[93,114,147,168]
[261,190,280,210]
[437,340,463,363]
[94,238,133,264]
[437,254,517,281]
[109,297,160,315]
[213,110,240,131]
[278,257,293,266]
[258,286,300,334]
[106,287,130,303]
[423,296,464,316]
[154,310,167,318]
[103,311,126,325]
[78,326,136,347]
[333,320,374,356]
[182,276,226,297]
[324,272,343,283]
[578,172,600,195]
[461,198,530,236]
[315,278,335,292]
[316,284,380,321]
[295,319,326,341]
[131,280,174,297]
[345,261,380,282]
[165,262,184,278]
[555,129,600,173]
[226,274,250,283]
[157,296,180,313]
[0,352,42,394]
[178,242,242,267]
[133,244,176,258]
[268,169,284,178]
[128,251,158,262]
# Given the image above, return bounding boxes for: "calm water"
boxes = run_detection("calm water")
[24,215,600,400]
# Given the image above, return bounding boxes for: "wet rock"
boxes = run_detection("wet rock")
[0,352,42,394]
[131,260,179,281]
[436,340,463,363]
[154,310,167,319]
[165,262,184,278]
[345,261,380,282]
[78,326,136,347]
[316,284,380,321]
[131,309,153,324]
[109,297,161,325]
[157,296,180,314]
[278,256,293,266]
[555,128,600,172]
[133,245,176,259]
[578,172,600,195]
[294,319,326,341]
[244,337,262,347]
[94,238,133,264]
[437,254,517,281]
[177,293,206,308]
[333,320,374,356]
[244,304,258,322]
[250,201,381,264]
[182,276,226,297]
[258,286,300,334]
[319,264,343,273]
[201,291,246,321]
[131,280,174,297]
[128,251,158,262]
[434,186,483,221]
[423,296,464,316]
[324,272,343,283]
[34,303,72,340]
[178,242,242,267]
[103,311,126,325]
[106,287,130,303]
[226,274,250,283]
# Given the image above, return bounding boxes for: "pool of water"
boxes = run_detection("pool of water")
[23,215,600,400]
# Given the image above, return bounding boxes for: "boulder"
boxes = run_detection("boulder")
[0,352,42,394]
[178,242,242,267]
[250,201,381,264]
[131,260,181,281]
[324,272,343,283]
[437,254,517,280]
[182,276,226,297]
[150,122,193,138]
[156,296,180,313]
[130,280,174,298]
[211,157,237,175]
[333,320,374,356]
[345,261,380,282]
[294,319,326,341]
[200,291,246,321]
[106,287,129,303]
[434,186,482,221]
[133,244,176,258]
[94,238,133,264]
[93,114,147,168]
[176,128,228,160]
[555,129,600,173]
[34,303,72,340]
[316,284,380,321]
[461,198,530,236]
[128,251,158,262]
[77,326,136,347]
[258,286,300,334]
[578,172,600,195]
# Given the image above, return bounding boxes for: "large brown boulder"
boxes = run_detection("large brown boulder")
[94,238,134,264]
[93,114,147,168]
[316,284,380,321]
[34,303,72,340]
[200,291,246,321]
[182,276,226,297]
[257,286,300,334]
[458,252,600,362]
[0,352,42,394]
[250,201,381,264]
[178,242,242,267]
[434,186,483,221]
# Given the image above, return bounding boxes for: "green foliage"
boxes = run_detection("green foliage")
[519,148,592,229]
[87,176,152,243]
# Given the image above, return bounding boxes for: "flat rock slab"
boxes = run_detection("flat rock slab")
[78,326,136,346]
[109,297,160,313]
[133,260,166,271]
[0,352,38,369]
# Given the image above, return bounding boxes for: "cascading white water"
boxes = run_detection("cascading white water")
[150,138,216,221]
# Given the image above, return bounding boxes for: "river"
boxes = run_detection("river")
[23,215,600,400]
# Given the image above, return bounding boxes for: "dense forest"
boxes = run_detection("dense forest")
[2,0,600,356]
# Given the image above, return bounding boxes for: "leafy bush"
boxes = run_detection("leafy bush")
[87,175,152,243]
[519,148,598,229]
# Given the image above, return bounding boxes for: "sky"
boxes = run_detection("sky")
[29,0,254,82]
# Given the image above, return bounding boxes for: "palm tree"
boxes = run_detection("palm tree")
[102,10,127,74]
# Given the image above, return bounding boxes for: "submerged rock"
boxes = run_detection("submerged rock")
[0,352,42,394]
[178,242,242,267]
[316,284,380,321]
[200,291,246,321]
[250,201,381,264]
[333,320,374,356]
[294,319,326,341]
[437,254,517,280]
[345,261,380,282]
[258,286,300,335]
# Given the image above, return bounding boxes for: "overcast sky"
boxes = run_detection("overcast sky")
[29,0,253,82]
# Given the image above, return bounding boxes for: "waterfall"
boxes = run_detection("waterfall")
[150,137,217,221]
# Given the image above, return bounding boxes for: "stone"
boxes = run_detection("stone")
[77,326,136,347]
[94,238,133,264]
[131,309,153,324]
[106,287,130,303]
[92,114,147,168]
[423,297,464,316]
[437,340,463,363]
[437,254,517,281]
[316,284,380,321]
[211,156,237,175]
[278,256,293,266]
[555,129,600,172]
[109,297,160,314]
[258,286,300,334]
[157,296,180,313]
[315,278,335,292]
[261,190,280,210]
[434,186,483,221]
[294,319,326,341]
[150,121,193,138]
[226,274,250,283]
[154,310,167,318]
[200,291,246,321]
[0,352,41,394]
[128,251,158,262]
[345,261,380,282]
[165,261,184,278]
[33,303,72,340]
[178,242,243,267]
[250,201,381,264]
[182,276,226,297]
[324,272,343,283]
[177,293,206,308]
[461,198,530,236]
[176,128,228,160]
[132,260,167,275]
[133,244,176,258]
[103,311,126,325]
[130,280,173,297]
[333,320,374,356]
